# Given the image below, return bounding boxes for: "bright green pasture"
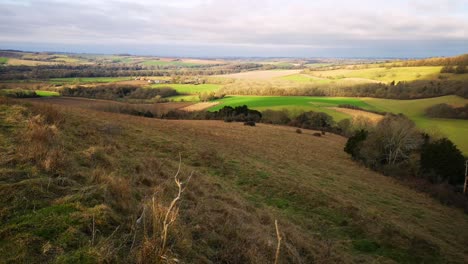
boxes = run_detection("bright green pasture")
[35,90,60,97]
[308,66,444,83]
[364,95,468,155]
[49,77,132,84]
[0,57,8,65]
[208,95,468,154]
[151,84,220,94]
[209,96,376,121]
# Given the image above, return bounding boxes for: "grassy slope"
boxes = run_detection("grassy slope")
[209,96,377,120]
[1,100,467,263]
[209,95,468,154]
[0,100,468,263]
[364,95,468,155]
[307,66,445,83]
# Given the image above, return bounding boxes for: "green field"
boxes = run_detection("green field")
[0,57,8,65]
[364,96,468,155]
[35,90,60,97]
[210,96,377,121]
[152,83,221,94]
[209,95,468,154]
[307,66,446,83]
[49,77,132,84]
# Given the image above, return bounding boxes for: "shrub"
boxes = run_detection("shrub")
[420,138,465,185]
[289,111,334,130]
[344,130,368,159]
[261,110,291,125]
[312,132,321,137]
[244,121,256,126]
[295,128,302,134]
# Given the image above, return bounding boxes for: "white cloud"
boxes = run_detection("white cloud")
[0,0,467,56]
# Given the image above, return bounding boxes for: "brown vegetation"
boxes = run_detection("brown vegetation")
[1,99,467,263]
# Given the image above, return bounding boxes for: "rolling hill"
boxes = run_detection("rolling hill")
[0,98,467,263]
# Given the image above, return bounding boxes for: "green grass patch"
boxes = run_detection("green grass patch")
[35,90,60,97]
[364,95,468,155]
[209,95,468,154]
[209,96,376,120]
[0,57,8,65]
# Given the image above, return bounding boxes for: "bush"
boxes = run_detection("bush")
[243,121,255,126]
[344,130,368,159]
[289,111,334,130]
[261,110,291,125]
[295,128,302,134]
[420,138,465,185]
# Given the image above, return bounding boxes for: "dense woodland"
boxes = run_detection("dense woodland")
[0,63,291,80]
[60,84,178,100]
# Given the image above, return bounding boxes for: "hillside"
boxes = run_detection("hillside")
[1,99,467,263]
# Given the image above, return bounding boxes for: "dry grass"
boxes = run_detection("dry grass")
[1,100,467,263]
[180,102,219,111]
[216,70,301,80]
[329,107,383,123]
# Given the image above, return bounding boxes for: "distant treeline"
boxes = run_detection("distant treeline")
[440,65,467,74]
[60,84,177,101]
[0,63,298,80]
[219,79,468,99]
[425,103,468,119]
[392,54,468,67]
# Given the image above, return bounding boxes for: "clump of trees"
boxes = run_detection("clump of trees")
[60,84,177,101]
[420,137,465,185]
[344,114,467,209]
[425,103,468,119]
[0,89,39,98]
[198,91,225,102]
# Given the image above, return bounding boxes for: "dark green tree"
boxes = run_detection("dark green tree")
[420,138,465,185]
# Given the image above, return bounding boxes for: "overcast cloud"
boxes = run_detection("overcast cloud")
[0,0,467,57]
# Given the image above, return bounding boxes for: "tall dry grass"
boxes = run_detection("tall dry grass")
[134,156,193,263]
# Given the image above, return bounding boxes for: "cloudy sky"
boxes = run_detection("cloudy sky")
[0,0,467,57]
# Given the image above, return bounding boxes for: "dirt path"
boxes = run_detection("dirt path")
[329,107,383,122]
[181,102,219,111]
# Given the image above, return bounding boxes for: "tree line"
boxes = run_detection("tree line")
[425,103,468,119]
[60,84,178,101]
[0,63,294,80]
[219,79,468,99]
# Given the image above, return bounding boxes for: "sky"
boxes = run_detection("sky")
[0,0,467,58]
